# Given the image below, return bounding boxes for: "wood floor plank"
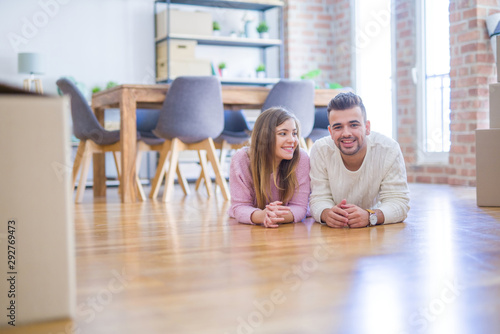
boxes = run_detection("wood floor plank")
[5,183,500,334]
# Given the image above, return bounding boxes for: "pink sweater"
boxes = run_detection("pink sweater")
[228,148,311,224]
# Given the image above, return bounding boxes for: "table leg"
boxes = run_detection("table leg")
[119,88,137,203]
[93,107,106,198]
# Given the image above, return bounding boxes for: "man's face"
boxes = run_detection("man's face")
[328,106,370,156]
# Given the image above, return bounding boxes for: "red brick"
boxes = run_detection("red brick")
[434,176,449,184]
[416,176,432,183]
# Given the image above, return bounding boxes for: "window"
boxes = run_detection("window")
[416,0,451,163]
[354,0,394,139]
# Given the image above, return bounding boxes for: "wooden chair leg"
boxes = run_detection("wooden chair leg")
[194,171,204,191]
[214,140,231,193]
[162,138,182,202]
[197,150,213,197]
[176,163,190,196]
[195,151,207,191]
[75,143,92,203]
[204,138,230,201]
[135,150,146,201]
[113,151,121,195]
[72,141,86,190]
[149,140,171,199]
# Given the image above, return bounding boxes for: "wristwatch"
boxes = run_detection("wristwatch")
[366,209,377,226]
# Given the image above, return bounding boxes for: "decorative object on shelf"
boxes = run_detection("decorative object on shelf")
[256,64,266,78]
[256,21,269,39]
[230,30,237,38]
[243,12,257,38]
[213,21,221,36]
[218,62,227,77]
[18,52,44,93]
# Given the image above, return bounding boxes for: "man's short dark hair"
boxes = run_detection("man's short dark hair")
[327,92,367,121]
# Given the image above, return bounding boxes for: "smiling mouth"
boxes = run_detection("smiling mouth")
[340,138,356,148]
[282,146,295,153]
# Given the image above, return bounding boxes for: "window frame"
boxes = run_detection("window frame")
[415,0,450,165]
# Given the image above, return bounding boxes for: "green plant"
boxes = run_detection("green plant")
[300,69,321,80]
[218,62,226,70]
[91,86,101,94]
[213,21,220,31]
[256,64,266,72]
[106,81,118,89]
[256,21,269,33]
[328,82,343,89]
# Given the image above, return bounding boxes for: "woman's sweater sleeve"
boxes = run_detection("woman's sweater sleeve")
[286,149,311,222]
[227,149,259,224]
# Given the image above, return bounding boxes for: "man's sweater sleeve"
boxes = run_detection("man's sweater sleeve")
[227,150,259,224]
[309,142,336,223]
[378,147,410,224]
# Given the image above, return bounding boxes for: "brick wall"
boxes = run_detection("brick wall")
[394,0,418,177]
[284,0,353,87]
[447,0,498,186]
[395,0,498,186]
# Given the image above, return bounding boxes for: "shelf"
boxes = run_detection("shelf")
[156,33,282,48]
[156,76,279,86]
[220,77,279,85]
[155,0,284,11]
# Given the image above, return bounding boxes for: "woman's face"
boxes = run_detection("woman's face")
[274,118,298,164]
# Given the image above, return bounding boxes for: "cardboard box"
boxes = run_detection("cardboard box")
[156,58,212,80]
[488,83,500,128]
[156,9,212,38]
[476,128,500,206]
[0,95,75,326]
[156,39,197,63]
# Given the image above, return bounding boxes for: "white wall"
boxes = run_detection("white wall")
[0,0,156,97]
[0,0,280,97]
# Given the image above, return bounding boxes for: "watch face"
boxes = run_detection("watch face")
[369,214,377,225]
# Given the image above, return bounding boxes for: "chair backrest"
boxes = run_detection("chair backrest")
[154,76,224,144]
[261,79,315,137]
[56,78,107,142]
[314,107,330,129]
[223,109,250,133]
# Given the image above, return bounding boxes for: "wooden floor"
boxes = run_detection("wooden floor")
[7,183,500,334]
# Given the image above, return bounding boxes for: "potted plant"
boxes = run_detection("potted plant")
[213,21,220,36]
[256,21,269,39]
[256,64,266,78]
[218,62,227,77]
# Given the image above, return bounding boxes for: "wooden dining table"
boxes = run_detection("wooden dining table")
[91,84,346,203]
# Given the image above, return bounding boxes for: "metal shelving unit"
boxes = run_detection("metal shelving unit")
[154,0,284,85]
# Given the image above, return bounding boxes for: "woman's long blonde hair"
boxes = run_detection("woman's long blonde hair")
[249,107,301,209]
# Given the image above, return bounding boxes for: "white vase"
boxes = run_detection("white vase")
[259,32,269,39]
[256,71,266,78]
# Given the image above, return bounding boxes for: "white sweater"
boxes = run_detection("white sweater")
[309,132,410,224]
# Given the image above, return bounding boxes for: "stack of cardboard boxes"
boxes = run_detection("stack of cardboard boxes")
[476,35,500,206]
[155,9,213,81]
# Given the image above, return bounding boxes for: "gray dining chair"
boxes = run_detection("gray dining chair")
[194,109,251,191]
[261,79,315,149]
[306,107,331,150]
[142,76,230,202]
[57,77,146,203]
